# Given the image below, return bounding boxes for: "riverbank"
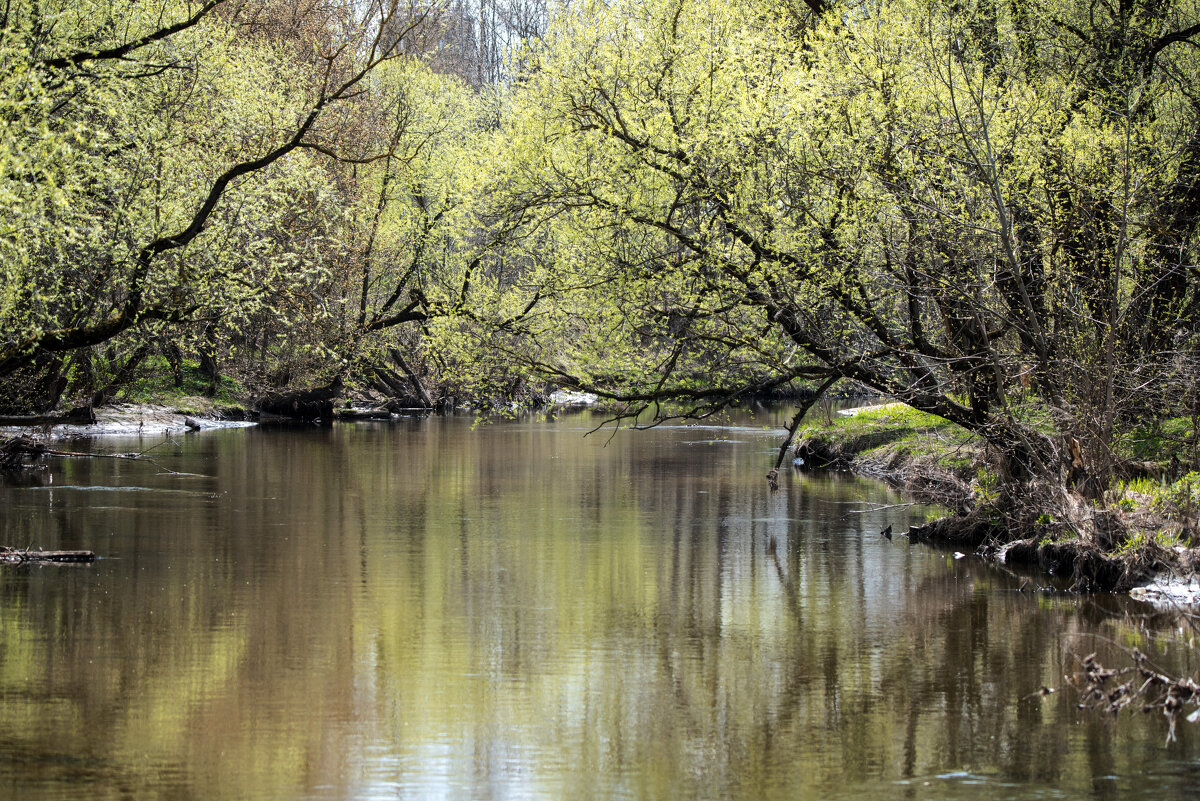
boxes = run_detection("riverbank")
[0,388,601,441]
[0,399,256,438]
[792,404,1200,603]
[6,397,1197,604]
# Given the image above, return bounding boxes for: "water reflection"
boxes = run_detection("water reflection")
[1,412,1197,800]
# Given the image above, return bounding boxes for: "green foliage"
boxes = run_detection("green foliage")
[1116,528,1185,556]
[1,2,322,342]
[1116,417,1197,463]
[4,0,1199,456]
[0,0,531,408]
[116,357,244,407]
[1161,472,1200,512]
[976,469,1000,494]
[479,0,1200,482]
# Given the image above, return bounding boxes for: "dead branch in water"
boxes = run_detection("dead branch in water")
[2,435,149,467]
[1069,650,1200,743]
[0,547,97,565]
[1,435,203,477]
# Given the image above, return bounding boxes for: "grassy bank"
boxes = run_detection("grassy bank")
[110,357,248,411]
[794,404,1200,593]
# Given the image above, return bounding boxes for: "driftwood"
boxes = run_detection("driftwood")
[1070,650,1200,743]
[1,547,97,564]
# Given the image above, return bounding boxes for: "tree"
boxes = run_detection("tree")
[321,59,519,407]
[0,0,447,409]
[489,0,1200,491]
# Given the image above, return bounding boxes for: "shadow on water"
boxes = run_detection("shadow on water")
[0,410,1197,800]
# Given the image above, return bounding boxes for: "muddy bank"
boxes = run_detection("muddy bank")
[793,418,1199,600]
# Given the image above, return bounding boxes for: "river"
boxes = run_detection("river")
[1,410,1197,800]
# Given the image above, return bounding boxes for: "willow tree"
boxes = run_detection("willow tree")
[492,0,1200,489]
[316,58,538,408]
[0,0,447,409]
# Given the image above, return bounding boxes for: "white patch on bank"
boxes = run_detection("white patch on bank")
[1130,576,1200,608]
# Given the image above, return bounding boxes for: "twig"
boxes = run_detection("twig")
[841,501,922,518]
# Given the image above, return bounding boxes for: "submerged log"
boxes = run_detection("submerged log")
[1,547,97,564]
[2,435,152,469]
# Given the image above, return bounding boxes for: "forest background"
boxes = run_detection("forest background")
[2,0,1199,550]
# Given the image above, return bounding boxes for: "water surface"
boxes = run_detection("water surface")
[1,412,1197,800]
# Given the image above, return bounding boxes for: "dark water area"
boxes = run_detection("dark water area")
[1,410,1198,800]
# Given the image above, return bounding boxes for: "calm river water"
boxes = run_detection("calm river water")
[1,410,1198,800]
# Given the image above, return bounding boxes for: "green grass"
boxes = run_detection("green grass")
[1110,472,1200,552]
[1007,400,1059,435]
[812,402,981,469]
[803,400,1198,563]
[1119,476,1162,495]
[1113,472,1200,510]
[1115,527,1186,555]
[1116,415,1196,462]
[116,356,246,408]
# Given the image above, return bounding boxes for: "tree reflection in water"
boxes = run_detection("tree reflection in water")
[0,413,1196,800]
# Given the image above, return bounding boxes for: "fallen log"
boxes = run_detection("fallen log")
[254,377,343,422]
[1,547,97,564]
[0,406,97,427]
[334,407,393,420]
